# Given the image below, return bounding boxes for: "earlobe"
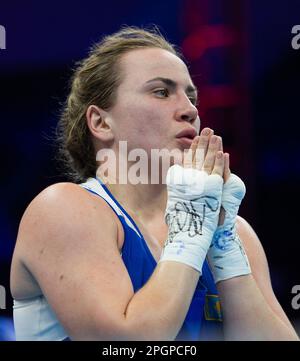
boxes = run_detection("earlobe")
[86,105,114,143]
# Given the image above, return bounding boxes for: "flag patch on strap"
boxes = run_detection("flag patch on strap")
[204,294,223,322]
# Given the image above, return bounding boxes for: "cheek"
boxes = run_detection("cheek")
[124,105,167,139]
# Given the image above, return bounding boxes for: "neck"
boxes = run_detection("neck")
[96,166,167,223]
[107,182,167,223]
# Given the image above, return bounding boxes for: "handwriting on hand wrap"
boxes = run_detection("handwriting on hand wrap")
[211,229,250,268]
[165,196,219,245]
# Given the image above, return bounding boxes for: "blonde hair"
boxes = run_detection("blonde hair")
[57,25,181,181]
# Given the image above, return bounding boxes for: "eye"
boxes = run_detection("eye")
[153,88,169,98]
[188,97,198,106]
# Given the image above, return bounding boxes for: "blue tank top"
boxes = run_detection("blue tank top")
[81,177,223,341]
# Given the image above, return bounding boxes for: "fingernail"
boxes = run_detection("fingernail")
[202,128,211,136]
[211,136,217,144]
[217,152,223,159]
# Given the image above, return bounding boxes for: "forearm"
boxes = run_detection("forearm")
[217,275,299,340]
[119,162,223,340]
[117,164,223,340]
[122,261,200,340]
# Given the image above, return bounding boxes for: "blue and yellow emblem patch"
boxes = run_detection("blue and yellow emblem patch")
[204,294,223,322]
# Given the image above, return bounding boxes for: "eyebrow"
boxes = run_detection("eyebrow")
[145,77,198,95]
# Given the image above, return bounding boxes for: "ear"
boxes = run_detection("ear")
[86,105,114,144]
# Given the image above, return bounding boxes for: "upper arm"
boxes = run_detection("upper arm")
[236,215,294,329]
[18,183,134,340]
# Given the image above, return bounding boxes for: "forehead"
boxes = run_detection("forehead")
[118,48,193,87]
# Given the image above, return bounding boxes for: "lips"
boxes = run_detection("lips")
[175,127,198,140]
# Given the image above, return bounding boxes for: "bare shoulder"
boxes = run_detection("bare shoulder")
[236,215,294,328]
[236,215,275,290]
[11,182,122,299]
[16,182,120,254]
[236,215,269,273]
[11,182,134,339]
[21,181,113,223]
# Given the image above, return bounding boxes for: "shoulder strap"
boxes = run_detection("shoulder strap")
[80,178,141,237]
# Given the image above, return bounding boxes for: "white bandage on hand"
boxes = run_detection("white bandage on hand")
[159,165,223,274]
[207,174,252,283]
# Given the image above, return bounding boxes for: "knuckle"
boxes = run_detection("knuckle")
[203,166,212,172]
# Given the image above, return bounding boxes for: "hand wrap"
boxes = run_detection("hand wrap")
[159,165,223,274]
[207,174,251,283]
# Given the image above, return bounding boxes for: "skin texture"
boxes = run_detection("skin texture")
[10,48,299,340]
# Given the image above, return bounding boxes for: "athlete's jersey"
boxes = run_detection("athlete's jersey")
[13,177,223,340]
[82,178,223,341]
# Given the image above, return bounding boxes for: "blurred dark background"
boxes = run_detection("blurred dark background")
[0,0,299,340]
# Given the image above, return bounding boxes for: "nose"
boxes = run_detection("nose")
[174,95,198,124]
